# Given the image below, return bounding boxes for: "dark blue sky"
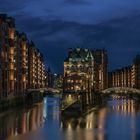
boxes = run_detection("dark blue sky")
[1,0,140,73]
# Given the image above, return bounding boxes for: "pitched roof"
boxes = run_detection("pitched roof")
[65,48,94,62]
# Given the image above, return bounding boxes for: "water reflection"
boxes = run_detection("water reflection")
[0,103,44,140]
[60,106,107,140]
[60,97,140,140]
[1,96,140,140]
[111,99,135,115]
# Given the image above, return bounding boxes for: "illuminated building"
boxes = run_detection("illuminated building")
[17,33,29,94]
[92,49,108,91]
[131,55,140,89]
[109,67,131,88]
[109,55,140,89]
[64,48,95,94]
[0,14,46,99]
[110,67,132,88]
[37,52,45,88]
[40,54,45,88]
[0,14,17,98]
[63,48,108,94]
[36,49,42,88]
[28,42,45,89]
[28,42,37,89]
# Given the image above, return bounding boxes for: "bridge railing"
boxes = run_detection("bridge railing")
[102,87,140,94]
[27,88,62,93]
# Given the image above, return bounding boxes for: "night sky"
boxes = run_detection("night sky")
[1,0,140,73]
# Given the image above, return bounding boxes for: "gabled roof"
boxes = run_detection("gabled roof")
[65,48,94,62]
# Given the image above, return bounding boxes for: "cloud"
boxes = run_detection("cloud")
[1,0,140,72]
[63,0,89,5]
[11,13,140,72]
[1,0,140,24]
[0,0,28,14]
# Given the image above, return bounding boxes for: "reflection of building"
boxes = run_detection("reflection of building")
[109,54,140,89]
[111,98,135,115]
[63,48,108,93]
[0,14,46,99]
[60,106,107,140]
[0,103,44,139]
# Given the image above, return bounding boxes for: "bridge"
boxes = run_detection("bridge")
[102,87,140,95]
[27,88,62,94]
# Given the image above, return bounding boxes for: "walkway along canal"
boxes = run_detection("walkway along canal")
[61,91,102,116]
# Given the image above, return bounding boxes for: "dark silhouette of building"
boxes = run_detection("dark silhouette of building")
[46,67,54,88]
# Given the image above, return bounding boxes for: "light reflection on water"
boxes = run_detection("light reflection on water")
[1,96,140,140]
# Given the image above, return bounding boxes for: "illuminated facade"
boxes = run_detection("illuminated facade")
[0,14,46,99]
[109,55,140,89]
[109,67,132,88]
[64,48,94,93]
[63,48,108,93]
[28,43,45,89]
[0,14,17,98]
[40,54,45,88]
[28,42,37,89]
[17,33,29,94]
[92,49,108,91]
[131,55,140,89]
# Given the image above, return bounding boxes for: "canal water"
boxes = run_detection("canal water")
[1,95,140,140]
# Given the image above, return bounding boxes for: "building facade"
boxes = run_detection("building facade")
[63,48,108,93]
[53,74,63,88]
[131,55,140,89]
[109,55,140,89]
[0,14,17,98]
[108,67,132,88]
[64,48,94,94]
[93,49,108,91]
[0,14,46,100]
[17,33,29,94]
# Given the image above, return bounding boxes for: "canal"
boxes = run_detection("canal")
[1,95,140,140]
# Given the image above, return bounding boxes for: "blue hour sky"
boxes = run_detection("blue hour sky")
[1,0,140,73]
